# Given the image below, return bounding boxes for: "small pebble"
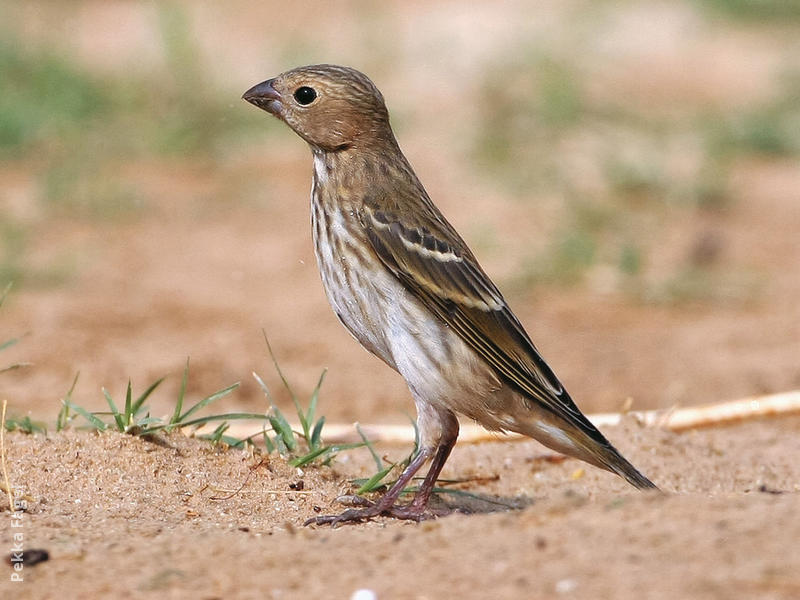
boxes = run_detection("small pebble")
[6,549,49,567]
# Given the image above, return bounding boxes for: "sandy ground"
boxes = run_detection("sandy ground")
[2,416,800,599]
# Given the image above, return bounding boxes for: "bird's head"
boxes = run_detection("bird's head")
[243,64,393,153]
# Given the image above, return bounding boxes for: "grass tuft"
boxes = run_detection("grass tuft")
[3,414,47,435]
[18,335,373,466]
[60,360,258,442]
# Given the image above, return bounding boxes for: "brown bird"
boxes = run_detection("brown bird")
[243,65,656,525]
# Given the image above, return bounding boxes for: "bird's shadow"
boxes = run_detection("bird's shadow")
[431,489,535,515]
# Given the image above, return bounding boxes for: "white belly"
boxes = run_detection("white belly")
[310,183,504,426]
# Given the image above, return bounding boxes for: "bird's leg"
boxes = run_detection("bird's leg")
[305,407,460,526]
[304,446,433,526]
[383,430,456,520]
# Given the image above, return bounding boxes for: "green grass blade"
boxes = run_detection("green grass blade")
[209,422,230,444]
[177,382,240,422]
[306,368,327,432]
[4,415,47,435]
[297,412,310,441]
[252,371,274,402]
[254,370,301,447]
[262,429,276,453]
[273,433,288,454]
[268,410,297,452]
[262,331,296,400]
[289,441,366,468]
[310,415,325,449]
[66,400,108,431]
[102,387,125,431]
[123,380,133,422]
[226,436,248,447]
[289,445,332,467]
[330,442,368,451]
[225,431,262,448]
[57,372,80,432]
[222,434,250,446]
[254,370,298,451]
[200,432,248,447]
[356,423,385,472]
[169,358,190,428]
[312,442,367,465]
[356,464,395,494]
[182,411,268,426]
[261,330,305,426]
[132,377,165,415]
[142,411,266,434]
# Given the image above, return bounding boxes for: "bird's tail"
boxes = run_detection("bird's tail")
[514,414,658,490]
[592,442,658,490]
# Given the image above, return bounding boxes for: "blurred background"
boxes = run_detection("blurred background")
[1,0,799,426]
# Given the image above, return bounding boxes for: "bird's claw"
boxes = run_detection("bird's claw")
[303,495,379,527]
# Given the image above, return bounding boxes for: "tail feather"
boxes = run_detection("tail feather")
[562,420,659,490]
[597,445,658,490]
[513,414,659,490]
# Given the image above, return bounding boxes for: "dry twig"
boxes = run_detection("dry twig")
[220,390,800,445]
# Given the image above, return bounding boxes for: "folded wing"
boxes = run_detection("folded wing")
[361,202,606,441]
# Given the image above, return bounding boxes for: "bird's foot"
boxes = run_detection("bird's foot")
[304,494,443,527]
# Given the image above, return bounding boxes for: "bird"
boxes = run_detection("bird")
[243,64,657,525]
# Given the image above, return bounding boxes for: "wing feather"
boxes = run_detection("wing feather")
[361,203,604,436]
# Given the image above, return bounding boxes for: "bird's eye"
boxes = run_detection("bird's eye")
[293,86,317,105]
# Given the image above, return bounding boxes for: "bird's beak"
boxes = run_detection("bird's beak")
[242,78,282,116]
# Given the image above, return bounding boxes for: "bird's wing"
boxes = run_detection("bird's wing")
[360,202,602,434]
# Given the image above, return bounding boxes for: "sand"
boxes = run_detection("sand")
[3,416,799,599]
